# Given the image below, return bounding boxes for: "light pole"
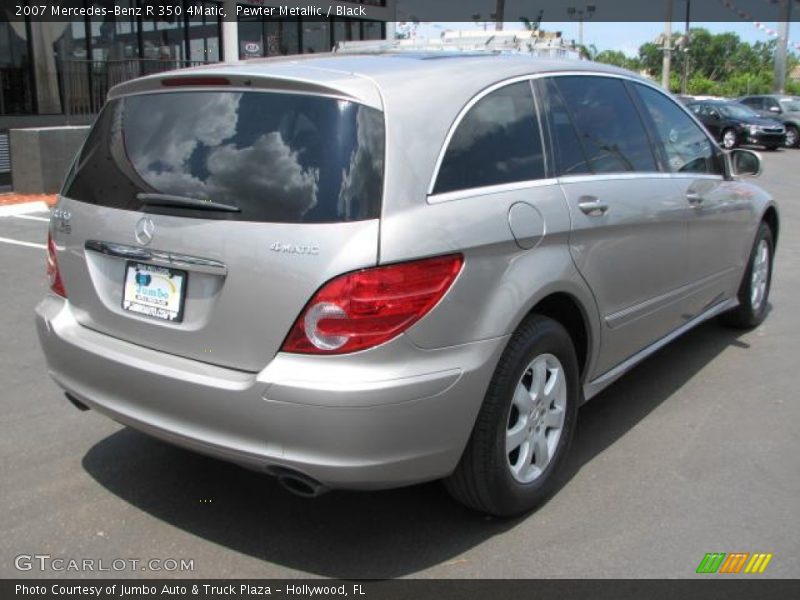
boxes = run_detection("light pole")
[495,0,505,31]
[567,4,596,49]
[774,0,793,93]
[680,0,691,94]
[662,0,673,91]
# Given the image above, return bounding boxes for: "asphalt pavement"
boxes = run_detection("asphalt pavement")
[1,152,798,579]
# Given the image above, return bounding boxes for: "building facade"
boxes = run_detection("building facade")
[0,0,392,184]
[1,1,390,122]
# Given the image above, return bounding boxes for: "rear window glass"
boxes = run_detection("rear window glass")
[433,81,545,195]
[63,91,385,223]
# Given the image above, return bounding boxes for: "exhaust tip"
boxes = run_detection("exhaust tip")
[65,393,90,412]
[269,467,328,498]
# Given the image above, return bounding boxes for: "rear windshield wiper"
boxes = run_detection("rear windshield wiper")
[136,193,241,213]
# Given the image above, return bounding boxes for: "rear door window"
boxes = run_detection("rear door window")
[63,91,385,223]
[433,81,546,194]
[552,76,658,174]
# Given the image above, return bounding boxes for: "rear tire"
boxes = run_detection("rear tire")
[445,315,579,517]
[722,222,774,329]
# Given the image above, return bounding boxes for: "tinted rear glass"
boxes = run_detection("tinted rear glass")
[433,81,545,194]
[540,78,591,176]
[64,91,385,223]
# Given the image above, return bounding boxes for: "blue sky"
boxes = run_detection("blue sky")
[411,22,796,57]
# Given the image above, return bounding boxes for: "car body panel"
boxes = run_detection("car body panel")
[36,53,778,489]
[56,198,380,372]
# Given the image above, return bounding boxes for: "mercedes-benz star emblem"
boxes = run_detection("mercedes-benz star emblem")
[134,217,155,246]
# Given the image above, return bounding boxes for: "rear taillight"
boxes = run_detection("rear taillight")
[282,254,464,355]
[47,231,67,298]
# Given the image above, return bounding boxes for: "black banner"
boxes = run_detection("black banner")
[4,580,800,600]
[2,0,800,23]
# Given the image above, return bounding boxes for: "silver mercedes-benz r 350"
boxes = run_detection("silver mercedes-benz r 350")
[36,52,778,516]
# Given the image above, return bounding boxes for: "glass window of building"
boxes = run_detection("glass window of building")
[0,17,32,115]
[303,21,331,53]
[362,21,384,40]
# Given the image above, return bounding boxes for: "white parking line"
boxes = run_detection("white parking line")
[13,214,51,222]
[0,236,46,250]
[0,201,50,217]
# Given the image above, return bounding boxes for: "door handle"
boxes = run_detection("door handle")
[577,196,609,217]
[686,191,704,206]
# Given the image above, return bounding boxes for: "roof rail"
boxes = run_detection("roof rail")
[334,34,582,60]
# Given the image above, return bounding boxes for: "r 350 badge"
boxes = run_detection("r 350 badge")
[52,208,72,234]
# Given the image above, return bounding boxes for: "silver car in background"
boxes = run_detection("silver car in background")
[36,53,778,516]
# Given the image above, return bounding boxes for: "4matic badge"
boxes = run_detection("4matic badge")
[270,242,319,256]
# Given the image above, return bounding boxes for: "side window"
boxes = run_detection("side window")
[742,97,762,110]
[433,82,545,195]
[540,78,591,176]
[765,97,781,112]
[553,76,657,174]
[634,84,723,175]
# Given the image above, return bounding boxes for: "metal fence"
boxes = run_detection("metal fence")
[61,59,212,117]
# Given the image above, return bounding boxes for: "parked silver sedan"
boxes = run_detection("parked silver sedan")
[36,53,778,516]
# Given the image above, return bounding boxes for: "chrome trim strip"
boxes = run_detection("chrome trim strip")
[558,172,724,185]
[559,172,673,184]
[426,69,726,195]
[583,298,738,402]
[85,240,228,275]
[427,178,559,204]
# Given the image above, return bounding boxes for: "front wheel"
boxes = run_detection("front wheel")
[785,125,799,149]
[721,222,774,329]
[445,315,579,517]
[721,128,738,150]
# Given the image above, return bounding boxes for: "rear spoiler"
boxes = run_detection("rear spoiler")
[107,62,384,110]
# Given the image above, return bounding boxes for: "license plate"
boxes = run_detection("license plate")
[122,262,187,322]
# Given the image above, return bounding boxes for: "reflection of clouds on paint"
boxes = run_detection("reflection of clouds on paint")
[125,93,319,216]
[207,132,319,217]
[337,107,384,218]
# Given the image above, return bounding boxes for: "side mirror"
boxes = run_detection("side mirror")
[730,148,762,177]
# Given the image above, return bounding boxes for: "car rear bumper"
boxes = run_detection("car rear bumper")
[35,295,507,489]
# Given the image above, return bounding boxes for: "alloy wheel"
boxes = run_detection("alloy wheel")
[506,353,567,484]
[750,239,770,312]
[722,129,737,149]
[786,128,798,148]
